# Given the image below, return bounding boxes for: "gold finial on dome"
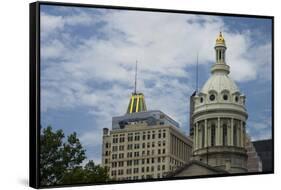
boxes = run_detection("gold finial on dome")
[216,31,226,46]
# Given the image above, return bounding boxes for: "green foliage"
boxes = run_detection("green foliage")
[40,126,109,186]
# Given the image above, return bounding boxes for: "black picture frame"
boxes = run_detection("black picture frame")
[30,1,274,189]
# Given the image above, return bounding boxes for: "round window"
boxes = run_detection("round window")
[223,94,228,101]
[209,94,215,101]
[200,97,204,103]
[235,96,239,102]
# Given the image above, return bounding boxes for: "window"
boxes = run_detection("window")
[201,125,205,148]
[147,142,150,148]
[162,149,166,154]
[105,142,110,148]
[223,94,228,101]
[119,153,124,159]
[127,160,132,166]
[200,97,204,103]
[141,167,145,173]
[158,157,161,163]
[157,165,161,171]
[112,146,118,151]
[163,132,166,138]
[152,134,155,139]
[158,133,161,138]
[134,135,140,141]
[112,162,117,168]
[147,158,150,164]
[134,152,139,157]
[119,145,124,151]
[142,134,146,140]
[152,158,155,163]
[223,124,227,146]
[152,142,155,147]
[233,125,237,146]
[235,96,239,102]
[111,170,117,176]
[158,149,161,154]
[134,144,140,149]
[119,137,125,143]
[112,154,117,160]
[126,168,132,174]
[162,165,165,170]
[113,138,118,143]
[146,166,150,172]
[209,94,215,101]
[127,152,133,158]
[128,133,133,141]
[142,159,145,164]
[118,161,124,167]
[142,143,145,148]
[211,124,216,146]
[134,159,139,165]
[128,144,133,150]
[118,169,123,175]
[133,168,139,174]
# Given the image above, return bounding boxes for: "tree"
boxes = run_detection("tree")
[40,126,109,186]
[84,160,109,183]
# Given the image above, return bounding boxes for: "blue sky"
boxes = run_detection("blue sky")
[40,5,272,164]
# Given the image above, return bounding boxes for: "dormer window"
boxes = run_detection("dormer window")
[200,97,204,103]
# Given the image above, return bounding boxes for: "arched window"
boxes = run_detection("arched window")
[200,97,204,103]
[211,124,216,146]
[222,124,227,146]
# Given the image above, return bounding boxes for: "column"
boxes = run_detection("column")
[230,118,234,146]
[204,120,208,147]
[240,121,244,148]
[217,118,221,145]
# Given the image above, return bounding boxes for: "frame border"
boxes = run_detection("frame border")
[29,1,274,189]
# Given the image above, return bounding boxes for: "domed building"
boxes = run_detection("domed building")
[191,32,248,173]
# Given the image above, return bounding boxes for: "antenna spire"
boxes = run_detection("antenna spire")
[134,61,138,94]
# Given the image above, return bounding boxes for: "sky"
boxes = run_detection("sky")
[40,5,272,164]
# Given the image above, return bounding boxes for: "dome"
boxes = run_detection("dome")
[200,74,240,95]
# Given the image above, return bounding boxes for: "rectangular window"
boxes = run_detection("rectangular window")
[211,125,216,146]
